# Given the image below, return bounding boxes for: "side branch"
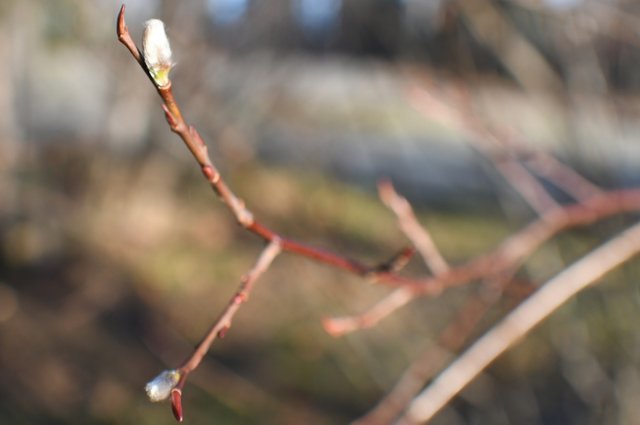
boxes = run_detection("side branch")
[178,240,282,377]
[170,240,282,421]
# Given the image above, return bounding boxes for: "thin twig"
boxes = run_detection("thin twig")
[403,188,640,295]
[323,287,415,337]
[118,3,640,300]
[117,9,640,423]
[353,343,452,425]
[324,180,452,337]
[398,221,640,424]
[409,83,603,206]
[379,180,450,275]
[525,153,604,201]
[168,240,282,421]
[491,154,560,215]
[410,87,559,215]
[177,240,282,379]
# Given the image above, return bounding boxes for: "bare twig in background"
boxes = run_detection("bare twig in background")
[325,186,640,338]
[324,181,450,336]
[491,153,560,215]
[379,180,450,275]
[455,0,562,91]
[525,153,604,201]
[354,277,530,424]
[323,287,415,337]
[398,221,640,424]
[367,188,640,294]
[409,83,604,206]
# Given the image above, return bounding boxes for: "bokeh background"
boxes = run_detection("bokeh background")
[2,0,640,424]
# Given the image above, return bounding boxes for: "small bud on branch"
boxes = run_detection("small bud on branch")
[145,369,181,402]
[142,19,173,88]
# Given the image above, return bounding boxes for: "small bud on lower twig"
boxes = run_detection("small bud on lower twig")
[145,369,181,402]
[142,19,174,88]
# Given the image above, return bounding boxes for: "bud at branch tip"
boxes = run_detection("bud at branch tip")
[142,19,174,87]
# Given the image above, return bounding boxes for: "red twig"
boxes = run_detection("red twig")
[323,287,415,337]
[324,181,450,336]
[177,240,281,379]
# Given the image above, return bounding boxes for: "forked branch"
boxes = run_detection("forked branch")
[117,5,640,423]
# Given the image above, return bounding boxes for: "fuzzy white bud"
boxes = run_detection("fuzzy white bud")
[145,369,181,402]
[142,19,174,87]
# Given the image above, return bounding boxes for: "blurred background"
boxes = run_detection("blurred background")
[2,0,640,423]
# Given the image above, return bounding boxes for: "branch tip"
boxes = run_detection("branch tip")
[377,179,394,203]
[171,389,184,422]
[116,4,127,40]
[322,317,352,337]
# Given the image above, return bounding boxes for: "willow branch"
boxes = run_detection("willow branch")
[116,4,419,289]
[165,240,281,421]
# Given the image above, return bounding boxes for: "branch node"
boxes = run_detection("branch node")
[217,326,230,339]
[235,201,255,227]
[162,104,180,131]
[189,126,206,147]
[202,165,220,183]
